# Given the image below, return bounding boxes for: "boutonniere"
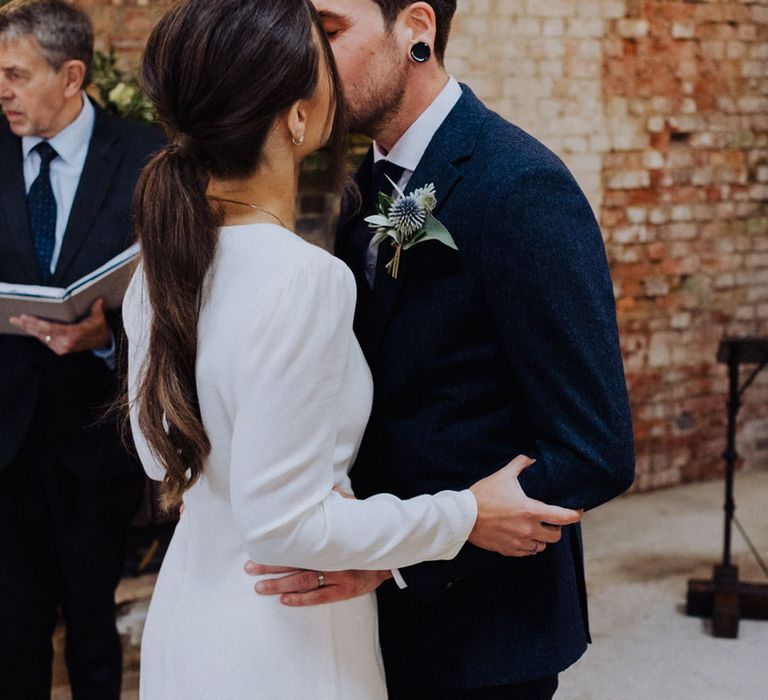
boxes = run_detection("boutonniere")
[365,179,458,279]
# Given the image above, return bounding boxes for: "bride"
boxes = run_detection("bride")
[124,1,581,698]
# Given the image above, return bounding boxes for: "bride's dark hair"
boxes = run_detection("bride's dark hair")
[132,0,348,508]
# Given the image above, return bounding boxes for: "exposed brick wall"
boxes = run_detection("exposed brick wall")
[602,0,768,488]
[86,0,169,64]
[448,0,626,215]
[69,0,768,490]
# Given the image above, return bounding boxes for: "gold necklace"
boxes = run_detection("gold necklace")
[212,197,289,230]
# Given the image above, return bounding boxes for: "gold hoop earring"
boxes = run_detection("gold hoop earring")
[292,134,305,146]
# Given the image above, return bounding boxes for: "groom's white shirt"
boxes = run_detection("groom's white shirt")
[369,76,463,589]
[365,76,462,289]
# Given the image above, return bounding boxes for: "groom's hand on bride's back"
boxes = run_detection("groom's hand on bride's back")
[244,562,392,606]
[467,455,583,557]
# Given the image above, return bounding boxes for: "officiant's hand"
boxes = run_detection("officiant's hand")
[468,454,583,557]
[245,562,392,606]
[9,298,112,355]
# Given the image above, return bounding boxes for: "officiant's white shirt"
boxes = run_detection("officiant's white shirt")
[22,93,95,275]
[365,76,462,288]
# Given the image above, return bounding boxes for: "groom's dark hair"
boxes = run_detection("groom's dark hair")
[372,1,457,63]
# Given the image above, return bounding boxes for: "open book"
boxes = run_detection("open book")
[0,244,140,335]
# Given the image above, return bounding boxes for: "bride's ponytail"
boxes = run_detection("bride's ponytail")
[132,143,219,507]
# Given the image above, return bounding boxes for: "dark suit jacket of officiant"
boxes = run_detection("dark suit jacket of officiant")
[336,86,636,690]
[0,104,163,479]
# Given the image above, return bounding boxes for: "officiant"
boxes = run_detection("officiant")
[0,1,162,698]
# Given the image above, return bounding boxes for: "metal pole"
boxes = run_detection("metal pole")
[721,352,740,568]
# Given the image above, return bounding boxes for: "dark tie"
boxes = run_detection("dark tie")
[371,159,406,206]
[27,141,58,284]
[349,159,405,286]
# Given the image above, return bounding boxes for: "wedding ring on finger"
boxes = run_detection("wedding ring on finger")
[316,572,326,589]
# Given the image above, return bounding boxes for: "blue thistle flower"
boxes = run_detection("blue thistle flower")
[388,196,426,239]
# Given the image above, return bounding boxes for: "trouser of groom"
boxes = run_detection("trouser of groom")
[0,408,143,700]
[388,676,559,700]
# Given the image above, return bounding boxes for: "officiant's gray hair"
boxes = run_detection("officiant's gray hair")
[0,0,94,83]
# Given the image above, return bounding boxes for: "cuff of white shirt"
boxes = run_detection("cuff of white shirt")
[391,568,408,589]
[92,333,116,370]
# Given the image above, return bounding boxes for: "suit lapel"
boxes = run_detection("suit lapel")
[366,159,463,352]
[0,123,39,282]
[366,85,487,354]
[51,105,123,286]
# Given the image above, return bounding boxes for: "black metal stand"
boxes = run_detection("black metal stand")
[686,338,768,638]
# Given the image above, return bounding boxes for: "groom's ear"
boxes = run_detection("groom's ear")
[398,2,437,47]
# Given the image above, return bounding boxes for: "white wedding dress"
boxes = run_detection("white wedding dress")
[124,223,477,700]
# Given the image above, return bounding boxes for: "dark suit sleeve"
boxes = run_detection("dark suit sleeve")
[481,165,635,508]
[398,164,635,599]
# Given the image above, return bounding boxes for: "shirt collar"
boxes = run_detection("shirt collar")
[22,93,95,164]
[373,76,462,171]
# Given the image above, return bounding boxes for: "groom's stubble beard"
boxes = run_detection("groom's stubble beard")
[346,35,409,141]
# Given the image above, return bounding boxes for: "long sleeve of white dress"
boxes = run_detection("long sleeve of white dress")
[125,240,477,574]
[229,257,477,571]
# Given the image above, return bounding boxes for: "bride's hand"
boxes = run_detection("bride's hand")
[245,561,391,606]
[468,455,582,557]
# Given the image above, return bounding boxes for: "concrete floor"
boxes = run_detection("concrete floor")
[52,470,768,700]
[557,470,768,700]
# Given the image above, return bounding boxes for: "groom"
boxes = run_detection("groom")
[250,1,635,697]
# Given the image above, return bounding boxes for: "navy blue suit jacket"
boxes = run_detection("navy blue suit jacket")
[0,104,163,478]
[336,86,635,689]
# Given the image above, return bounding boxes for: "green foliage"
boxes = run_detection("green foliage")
[90,49,155,124]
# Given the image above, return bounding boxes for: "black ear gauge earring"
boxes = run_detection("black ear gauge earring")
[410,41,431,63]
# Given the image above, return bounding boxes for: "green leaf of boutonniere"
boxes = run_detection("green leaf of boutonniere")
[402,213,458,251]
[378,191,394,212]
[365,214,393,228]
